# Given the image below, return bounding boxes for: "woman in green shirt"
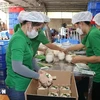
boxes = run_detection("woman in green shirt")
[66,11,100,100]
[6,11,51,100]
[93,13,100,30]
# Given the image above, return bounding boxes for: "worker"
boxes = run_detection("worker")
[60,23,67,39]
[5,11,52,100]
[93,13,100,29]
[31,13,66,56]
[66,11,100,100]
[14,12,66,56]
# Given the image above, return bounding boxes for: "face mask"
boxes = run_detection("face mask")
[42,26,47,31]
[76,28,83,35]
[27,29,38,39]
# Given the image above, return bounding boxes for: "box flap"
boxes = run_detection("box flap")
[46,70,71,85]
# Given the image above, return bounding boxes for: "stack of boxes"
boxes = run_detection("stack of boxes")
[9,7,24,34]
[0,40,9,88]
[87,1,100,16]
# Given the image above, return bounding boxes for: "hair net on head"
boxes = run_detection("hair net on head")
[72,11,92,24]
[40,12,50,22]
[17,11,44,23]
[93,13,100,26]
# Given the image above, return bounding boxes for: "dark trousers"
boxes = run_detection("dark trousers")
[6,86,25,100]
[92,82,100,100]
[76,77,89,100]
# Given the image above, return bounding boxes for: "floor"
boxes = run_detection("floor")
[0,95,9,100]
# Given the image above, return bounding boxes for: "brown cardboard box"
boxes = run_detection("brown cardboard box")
[37,87,48,96]
[49,85,59,93]
[25,70,78,100]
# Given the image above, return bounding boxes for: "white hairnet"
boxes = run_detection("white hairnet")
[18,11,44,23]
[40,12,50,22]
[93,13,100,26]
[72,11,92,24]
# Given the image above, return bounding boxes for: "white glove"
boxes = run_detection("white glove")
[45,73,53,86]
[39,73,50,88]
[65,55,73,63]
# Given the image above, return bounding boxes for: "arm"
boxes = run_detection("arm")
[45,43,64,52]
[32,58,40,72]
[72,56,100,64]
[66,43,85,52]
[12,61,39,79]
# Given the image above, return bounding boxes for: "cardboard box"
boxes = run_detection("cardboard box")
[25,70,78,100]
[37,87,48,96]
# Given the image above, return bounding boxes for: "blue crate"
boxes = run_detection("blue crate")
[0,61,6,68]
[0,85,6,89]
[0,40,9,54]
[14,19,19,25]
[55,38,80,44]
[9,24,14,29]
[13,13,19,18]
[88,2,100,10]
[9,13,14,19]
[88,9,100,16]
[0,68,6,77]
[0,54,6,61]
[96,2,100,9]
[88,2,96,10]
[0,77,6,85]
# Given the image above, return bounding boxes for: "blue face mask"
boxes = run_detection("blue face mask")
[42,26,47,31]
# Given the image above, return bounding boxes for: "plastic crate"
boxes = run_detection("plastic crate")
[88,2,100,10]
[0,85,6,89]
[0,68,6,77]
[9,24,14,29]
[13,13,19,18]
[96,2,100,9]
[9,19,14,25]
[9,29,14,34]
[0,77,6,85]
[0,61,6,68]
[14,19,19,25]
[0,40,9,54]
[9,7,24,13]
[88,2,96,10]
[9,13,14,19]
[0,54,6,61]
[88,9,100,16]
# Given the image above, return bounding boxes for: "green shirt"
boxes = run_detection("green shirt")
[82,26,100,82]
[14,24,49,57]
[14,24,21,32]
[5,29,33,91]
[31,29,49,57]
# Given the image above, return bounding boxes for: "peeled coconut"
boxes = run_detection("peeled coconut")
[53,50,59,56]
[65,55,72,63]
[46,73,53,86]
[46,73,53,82]
[38,51,44,55]
[58,52,65,60]
[46,53,54,63]
[46,48,53,54]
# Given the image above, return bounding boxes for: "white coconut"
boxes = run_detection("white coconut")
[58,52,65,60]
[38,51,44,55]
[53,50,59,56]
[65,55,72,63]
[46,53,54,63]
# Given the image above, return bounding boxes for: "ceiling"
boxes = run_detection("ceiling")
[4,0,91,12]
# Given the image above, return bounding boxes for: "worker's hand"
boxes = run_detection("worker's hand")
[71,56,83,63]
[59,48,67,54]
[39,73,52,88]
[63,49,69,54]
[38,69,46,74]
[43,48,47,55]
